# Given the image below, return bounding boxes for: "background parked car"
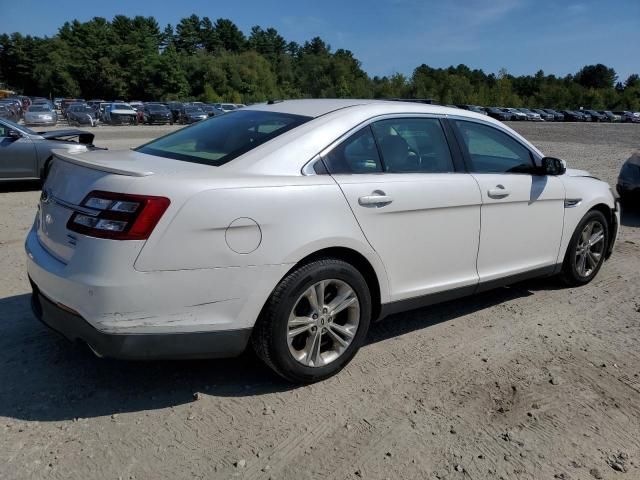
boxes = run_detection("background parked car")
[102,103,138,125]
[61,98,84,117]
[503,108,528,120]
[143,103,173,125]
[484,107,512,121]
[0,117,96,181]
[178,105,208,124]
[583,110,606,122]
[201,104,223,117]
[531,109,555,121]
[617,153,640,207]
[31,98,53,108]
[66,104,98,127]
[0,101,20,121]
[23,104,58,126]
[600,111,621,122]
[1,98,23,119]
[456,104,488,115]
[613,111,640,123]
[216,103,240,113]
[164,102,183,123]
[543,109,565,121]
[561,110,585,122]
[0,105,13,121]
[86,99,106,111]
[516,108,542,121]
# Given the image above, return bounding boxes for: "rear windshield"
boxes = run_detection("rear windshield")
[136,110,311,166]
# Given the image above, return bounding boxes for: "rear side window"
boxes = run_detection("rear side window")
[371,118,454,173]
[323,126,383,174]
[454,120,534,174]
[136,110,311,166]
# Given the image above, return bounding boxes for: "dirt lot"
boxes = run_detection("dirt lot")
[1,122,639,480]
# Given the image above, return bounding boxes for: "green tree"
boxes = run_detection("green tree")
[575,64,617,89]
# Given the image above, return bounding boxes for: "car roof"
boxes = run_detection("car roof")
[245,98,475,118]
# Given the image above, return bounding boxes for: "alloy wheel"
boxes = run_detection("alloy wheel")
[287,279,360,367]
[575,220,605,277]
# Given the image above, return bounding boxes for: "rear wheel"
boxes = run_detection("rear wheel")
[252,258,372,383]
[560,210,608,286]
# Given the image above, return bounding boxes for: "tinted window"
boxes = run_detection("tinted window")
[136,110,311,166]
[371,118,454,173]
[323,127,382,174]
[454,120,534,174]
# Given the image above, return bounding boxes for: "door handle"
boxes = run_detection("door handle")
[487,185,510,199]
[358,190,393,207]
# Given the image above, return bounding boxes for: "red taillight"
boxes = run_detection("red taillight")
[67,191,170,240]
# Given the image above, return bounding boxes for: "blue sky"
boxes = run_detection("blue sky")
[1,0,638,81]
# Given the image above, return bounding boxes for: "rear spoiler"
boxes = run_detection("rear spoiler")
[51,149,154,177]
[39,129,95,145]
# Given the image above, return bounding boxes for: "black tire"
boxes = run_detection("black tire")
[252,258,372,383]
[559,210,609,286]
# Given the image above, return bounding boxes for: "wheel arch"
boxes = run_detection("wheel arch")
[588,202,617,259]
[282,246,385,322]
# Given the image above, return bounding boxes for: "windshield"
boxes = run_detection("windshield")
[29,106,52,112]
[71,106,93,113]
[136,110,311,166]
[149,105,168,112]
[185,107,204,113]
[222,104,237,110]
[113,104,132,110]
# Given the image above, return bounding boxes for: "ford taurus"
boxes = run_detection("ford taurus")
[26,99,619,382]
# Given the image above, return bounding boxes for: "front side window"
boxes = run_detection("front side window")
[136,110,311,166]
[454,120,534,174]
[371,118,454,173]
[323,126,382,174]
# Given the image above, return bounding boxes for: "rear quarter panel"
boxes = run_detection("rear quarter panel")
[134,175,390,302]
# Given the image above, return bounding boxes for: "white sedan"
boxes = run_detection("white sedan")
[26,99,619,382]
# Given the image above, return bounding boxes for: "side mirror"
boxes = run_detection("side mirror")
[540,157,566,176]
[7,130,21,140]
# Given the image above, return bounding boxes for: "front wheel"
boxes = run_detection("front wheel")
[252,258,372,383]
[560,210,609,286]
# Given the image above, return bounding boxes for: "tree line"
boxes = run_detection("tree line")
[1,14,639,110]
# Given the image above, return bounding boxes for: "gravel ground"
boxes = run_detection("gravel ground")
[1,122,639,480]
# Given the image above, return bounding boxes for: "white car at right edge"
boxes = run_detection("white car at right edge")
[26,99,619,383]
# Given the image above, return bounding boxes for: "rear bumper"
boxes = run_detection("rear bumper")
[30,280,251,360]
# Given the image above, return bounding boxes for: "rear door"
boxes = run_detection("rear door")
[0,123,37,179]
[324,116,482,302]
[451,119,565,283]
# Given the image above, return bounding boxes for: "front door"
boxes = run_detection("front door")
[452,119,565,283]
[324,117,482,302]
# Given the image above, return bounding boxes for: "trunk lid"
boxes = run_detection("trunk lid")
[37,149,211,263]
